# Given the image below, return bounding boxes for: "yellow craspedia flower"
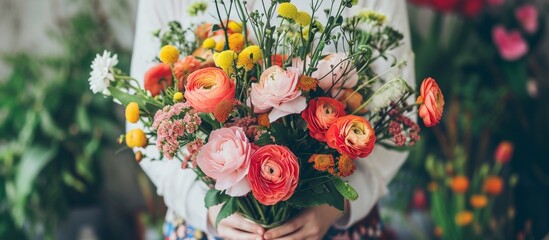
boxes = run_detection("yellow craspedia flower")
[237,45,262,71]
[359,10,387,25]
[125,102,140,123]
[159,45,180,65]
[277,3,298,19]
[455,211,474,226]
[228,33,245,52]
[126,129,148,148]
[173,92,184,102]
[214,40,225,52]
[470,195,488,209]
[295,11,311,26]
[202,38,216,49]
[214,50,237,74]
[227,21,243,33]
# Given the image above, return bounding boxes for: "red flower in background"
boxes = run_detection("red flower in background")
[417,78,444,127]
[432,0,460,12]
[409,0,486,17]
[461,0,485,17]
[494,141,514,164]
[144,63,173,97]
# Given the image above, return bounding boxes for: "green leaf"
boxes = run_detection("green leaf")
[288,183,345,211]
[333,178,358,201]
[215,197,238,227]
[76,105,91,133]
[108,87,161,114]
[40,110,66,140]
[205,189,229,208]
[211,24,221,32]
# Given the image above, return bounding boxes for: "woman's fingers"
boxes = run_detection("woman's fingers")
[225,214,265,234]
[263,215,306,239]
[217,224,263,240]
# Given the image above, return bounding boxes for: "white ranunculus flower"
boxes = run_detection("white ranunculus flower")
[88,50,118,95]
[368,78,412,113]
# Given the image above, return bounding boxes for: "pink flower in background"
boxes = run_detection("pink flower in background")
[487,0,504,6]
[197,127,253,197]
[492,25,528,61]
[312,53,359,99]
[515,4,539,34]
[250,66,307,122]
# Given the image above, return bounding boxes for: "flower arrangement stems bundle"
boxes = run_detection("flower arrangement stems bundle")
[89,0,444,227]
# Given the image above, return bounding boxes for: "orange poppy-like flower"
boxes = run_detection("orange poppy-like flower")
[184,67,236,113]
[174,56,202,90]
[450,176,469,193]
[257,113,271,128]
[297,75,319,92]
[337,155,356,177]
[494,141,514,164]
[301,97,346,142]
[213,99,237,123]
[470,194,488,208]
[417,77,444,127]
[271,54,287,67]
[308,154,335,172]
[325,115,376,159]
[340,89,367,114]
[455,211,474,226]
[144,63,173,97]
[247,145,299,205]
[484,176,504,195]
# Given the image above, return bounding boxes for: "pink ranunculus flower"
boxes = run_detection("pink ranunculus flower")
[250,66,307,122]
[312,53,359,99]
[492,25,528,61]
[515,4,539,34]
[196,127,253,196]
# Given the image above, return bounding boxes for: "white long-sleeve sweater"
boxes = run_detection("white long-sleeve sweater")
[129,0,415,234]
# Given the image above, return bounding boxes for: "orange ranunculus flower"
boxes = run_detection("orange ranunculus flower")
[325,115,376,159]
[174,56,202,90]
[340,89,367,114]
[484,176,504,195]
[417,77,444,127]
[494,141,514,164]
[184,67,236,113]
[451,176,469,193]
[302,97,346,142]
[144,63,173,97]
[247,145,299,205]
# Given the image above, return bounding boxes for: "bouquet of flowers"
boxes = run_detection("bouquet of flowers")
[88,0,444,227]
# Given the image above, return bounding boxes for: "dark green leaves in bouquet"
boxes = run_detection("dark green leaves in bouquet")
[108,87,161,114]
[333,178,358,201]
[205,189,229,208]
[215,197,238,227]
[288,182,345,211]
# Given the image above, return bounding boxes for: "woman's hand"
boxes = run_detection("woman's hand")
[208,204,265,240]
[263,205,345,240]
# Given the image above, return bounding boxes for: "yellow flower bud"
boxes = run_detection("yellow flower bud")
[125,102,140,123]
[126,129,148,148]
[202,38,216,49]
[277,3,298,19]
[159,45,180,65]
[173,92,184,102]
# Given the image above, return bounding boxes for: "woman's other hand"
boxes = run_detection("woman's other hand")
[263,205,344,240]
[208,204,265,240]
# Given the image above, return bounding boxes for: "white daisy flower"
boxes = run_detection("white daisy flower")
[88,50,118,95]
[369,78,412,113]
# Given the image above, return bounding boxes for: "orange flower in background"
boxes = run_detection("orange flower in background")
[192,47,216,68]
[195,23,213,41]
[434,226,444,237]
[494,141,514,164]
[326,115,376,159]
[257,113,271,128]
[174,56,202,90]
[484,176,504,195]
[184,67,236,113]
[247,145,299,205]
[337,155,356,177]
[428,182,439,192]
[450,176,469,193]
[297,75,318,92]
[455,211,474,226]
[417,77,444,127]
[470,194,488,208]
[341,89,367,114]
[228,33,245,52]
[271,54,287,67]
[144,63,173,97]
[301,97,346,142]
[213,99,237,123]
[308,154,335,172]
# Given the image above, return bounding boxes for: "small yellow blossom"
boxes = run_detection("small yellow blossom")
[227,21,243,33]
[277,3,298,19]
[228,33,245,52]
[295,11,311,26]
[202,38,216,49]
[214,50,237,74]
[173,92,184,102]
[237,45,262,71]
[125,102,140,123]
[159,45,180,65]
[126,129,148,148]
[470,195,488,209]
[135,151,143,162]
[215,40,225,52]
